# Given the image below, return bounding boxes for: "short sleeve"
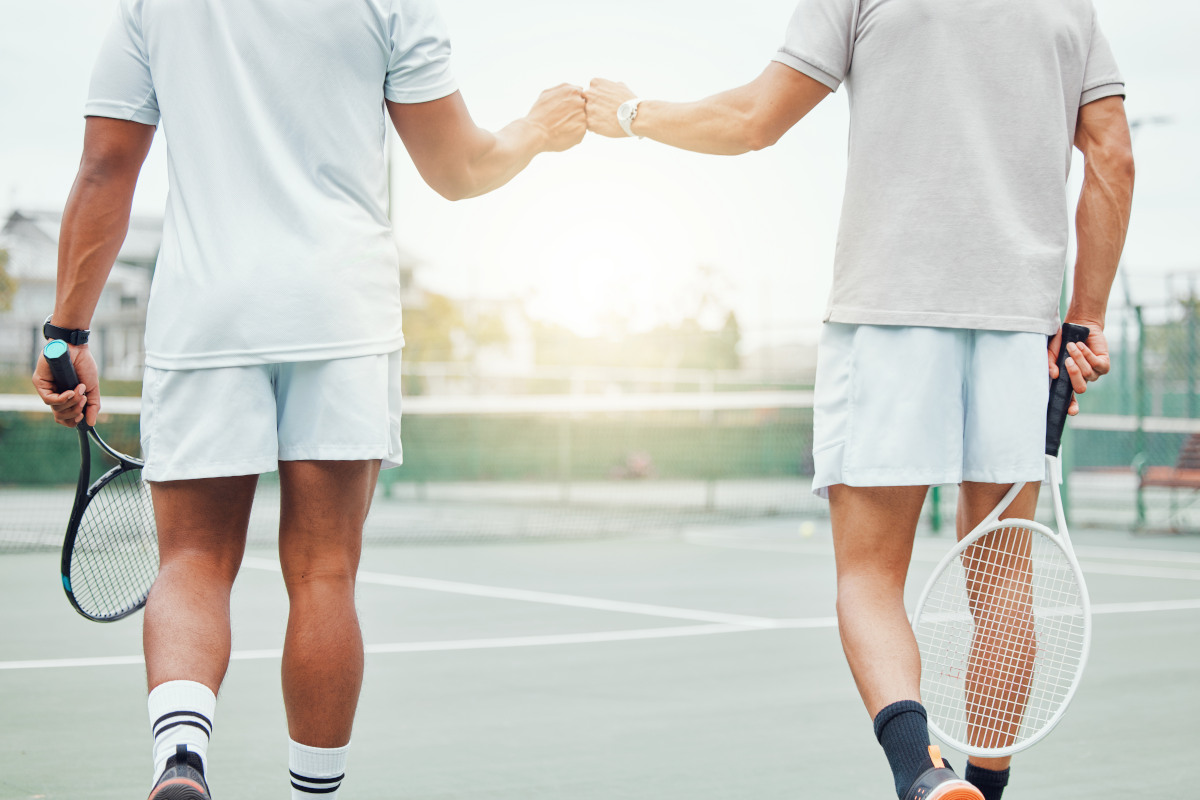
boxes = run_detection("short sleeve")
[1080,9,1124,106]
[384,0,458,104]
[84,0,159,125]
[772,0,858,92]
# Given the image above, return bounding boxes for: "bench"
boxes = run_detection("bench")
[1139,433,1200,529]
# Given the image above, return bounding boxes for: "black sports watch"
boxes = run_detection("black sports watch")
[43,315,90,346]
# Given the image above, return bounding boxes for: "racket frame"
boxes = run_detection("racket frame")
[911,453,1092,757]
[44,339,156,622]
[60,423,152,622]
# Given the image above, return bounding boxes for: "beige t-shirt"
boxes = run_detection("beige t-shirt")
[774,0,1125,334]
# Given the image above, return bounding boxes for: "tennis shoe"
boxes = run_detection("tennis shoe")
[902,746,983,800]
[147,745,210,800]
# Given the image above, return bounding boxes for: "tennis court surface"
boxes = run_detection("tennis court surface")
[2,508,1196,799]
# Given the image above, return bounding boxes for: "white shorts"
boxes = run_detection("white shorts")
[140,351,404,482]
[811,324,1048,499]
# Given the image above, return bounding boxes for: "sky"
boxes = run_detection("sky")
[1,0,1196,348]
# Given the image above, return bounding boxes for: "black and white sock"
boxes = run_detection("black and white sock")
[290,739,349,798]
[873,700,935,799]
[148,680,216,783]
[965,762,1010,800]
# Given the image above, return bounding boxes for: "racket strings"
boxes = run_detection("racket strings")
[916,523,1086,752]
[70,468,158,618]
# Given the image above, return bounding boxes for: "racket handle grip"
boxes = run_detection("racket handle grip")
[43,339,82,395]
[1046,322,1090,457]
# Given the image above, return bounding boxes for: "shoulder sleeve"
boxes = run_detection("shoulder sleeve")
[384,0,458,104]
[772,0,859,92]
[84,0,159,125]
[1080,7,1125,105]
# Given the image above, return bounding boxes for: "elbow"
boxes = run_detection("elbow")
[1093,142,1135,190]
[1114,145,1136,187]
[433,182,472,202]
[426,171,476,202]
[743,113,784,153]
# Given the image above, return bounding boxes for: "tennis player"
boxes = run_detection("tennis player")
[585,2,1133,798]
[32,1,584,798]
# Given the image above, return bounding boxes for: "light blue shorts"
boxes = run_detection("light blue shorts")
[811,324,1048,499]
[140,351,404,482]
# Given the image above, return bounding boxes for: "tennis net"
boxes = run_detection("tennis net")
[0,391,820,550]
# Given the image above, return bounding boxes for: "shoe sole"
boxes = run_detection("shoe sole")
[927,780,984,800]
[147,777,209,800]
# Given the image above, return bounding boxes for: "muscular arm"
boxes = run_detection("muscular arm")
[33,116,155,426]
[387,86,585,201]
[1068,96,1135,330]
[1050,96,1135,409]
[584,62,831,155]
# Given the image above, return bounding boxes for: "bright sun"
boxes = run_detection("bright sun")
[458,150,725,338]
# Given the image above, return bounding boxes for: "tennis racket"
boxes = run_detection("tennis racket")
[912,322,1092,757]
[44,339,158,622]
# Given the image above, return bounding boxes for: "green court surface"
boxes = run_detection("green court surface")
[1,518,1197,799]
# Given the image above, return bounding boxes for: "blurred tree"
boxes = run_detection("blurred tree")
[0,249,16,312]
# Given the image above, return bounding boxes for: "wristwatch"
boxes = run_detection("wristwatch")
[617,98,643,138]
[43,314,90,346]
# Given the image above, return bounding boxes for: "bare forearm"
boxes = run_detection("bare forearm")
[54,169,139,328]
[1069,149,1134,326]
[453,118,547,199]
[585,65,829,154]
[633,92,770,156]
[389,86,584,202]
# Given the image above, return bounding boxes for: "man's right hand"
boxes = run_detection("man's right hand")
[526,83,587,152]
[1048,322,1109,416]
[32,344,102,428]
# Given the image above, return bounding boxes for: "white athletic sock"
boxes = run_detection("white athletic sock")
[289,739,349,799]
[147,680,216,783]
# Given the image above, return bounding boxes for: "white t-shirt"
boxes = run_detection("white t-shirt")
[86,0,458,368]
[774,0,1125,334]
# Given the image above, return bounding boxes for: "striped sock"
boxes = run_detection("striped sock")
[148,680,216,784]
[290,739,349,798]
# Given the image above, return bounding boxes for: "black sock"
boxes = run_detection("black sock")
[873,700,935,799]
[965,763,1010,800]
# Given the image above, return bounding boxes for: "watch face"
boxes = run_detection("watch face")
[618,101,634,122]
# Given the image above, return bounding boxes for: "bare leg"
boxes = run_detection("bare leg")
[145,476,259,692]
[957,482,1040,772]
[828,484,930,717]
[278,459,380,747]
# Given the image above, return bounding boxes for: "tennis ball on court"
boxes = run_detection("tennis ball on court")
[799,521,815,538]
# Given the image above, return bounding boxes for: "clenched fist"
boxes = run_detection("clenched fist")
[584,78,637,138]
[528,83,587,152]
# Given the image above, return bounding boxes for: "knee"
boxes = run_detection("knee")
[157,546,242,588]
[281,560,357,596]
[835,569,907,621]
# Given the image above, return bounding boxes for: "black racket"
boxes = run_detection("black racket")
[44,339,158,622]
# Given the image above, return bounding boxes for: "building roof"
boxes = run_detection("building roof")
[1,210,162,279]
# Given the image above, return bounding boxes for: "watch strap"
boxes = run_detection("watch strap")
[618,98,643,138]
[43,316,90,346]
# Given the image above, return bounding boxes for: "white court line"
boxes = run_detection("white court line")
[1077,562,1200,581]
[684,535,1200,580]
[1091,598,1200,615]
[4,602,1199,672]
[0,624,754,671]
[242,557,781,628]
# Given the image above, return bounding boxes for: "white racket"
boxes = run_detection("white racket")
[912,322,1092,757]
